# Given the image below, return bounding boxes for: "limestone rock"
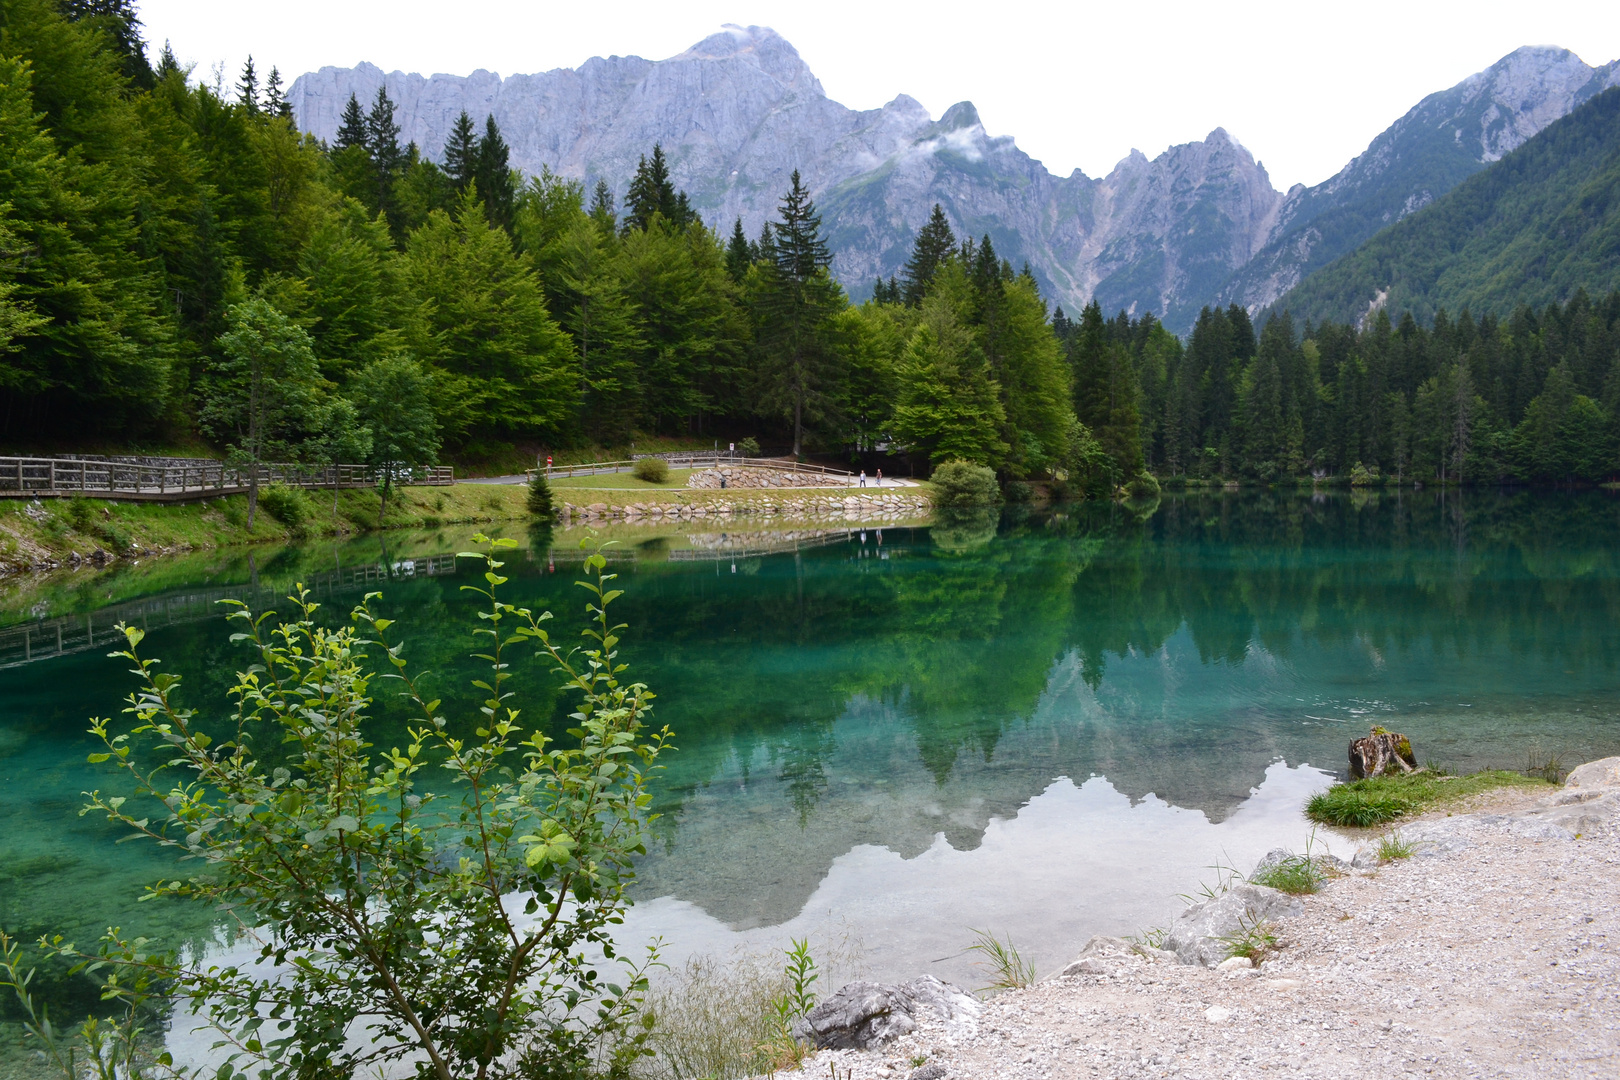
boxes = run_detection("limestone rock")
[1566,757,1620,789]
[1164,884,1303,967]
[792,975,979,1050]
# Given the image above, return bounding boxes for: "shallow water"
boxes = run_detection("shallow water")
[2,489,1618,1037]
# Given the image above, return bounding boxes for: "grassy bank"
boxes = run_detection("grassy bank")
[0,483,530,573]
[1305,769,1556,827]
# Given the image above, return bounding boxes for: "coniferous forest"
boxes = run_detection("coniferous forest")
[2,0,1619,486]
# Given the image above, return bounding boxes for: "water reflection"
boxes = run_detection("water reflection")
[1,491,1618,1012]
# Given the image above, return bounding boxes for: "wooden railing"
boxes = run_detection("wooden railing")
[0,457,453,502]
[534,455,853,481]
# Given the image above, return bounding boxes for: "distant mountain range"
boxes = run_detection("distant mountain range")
[1271,86,1620,328]
[289,30,1620,334]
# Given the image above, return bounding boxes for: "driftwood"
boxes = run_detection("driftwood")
[1349,728,1418,779]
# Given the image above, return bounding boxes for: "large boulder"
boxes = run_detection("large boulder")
[1057,934,1173,976]
[1566,757,1620,790]
[1163,884,1303,967]
[792,975,980,1050]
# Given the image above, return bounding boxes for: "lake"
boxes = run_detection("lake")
[1,489,1617,1045]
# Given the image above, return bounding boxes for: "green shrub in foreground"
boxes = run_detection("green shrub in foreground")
[46,537,670,1080]
[633,457,671,483]
[930,460,999,506]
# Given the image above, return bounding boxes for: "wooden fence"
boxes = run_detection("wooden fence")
[535,455,853,481]
[0,457,453,502]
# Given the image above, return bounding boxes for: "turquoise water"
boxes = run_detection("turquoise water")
[2,490,1619,1030]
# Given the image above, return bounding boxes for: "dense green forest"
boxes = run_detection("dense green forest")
[1,0,1616,486]
[1274,87,1620,329]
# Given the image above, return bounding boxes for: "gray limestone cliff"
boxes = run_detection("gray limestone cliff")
[291,31,1617,335]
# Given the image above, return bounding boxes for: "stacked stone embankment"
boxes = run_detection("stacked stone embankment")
[560,490,929,526]
[686,466,852,489]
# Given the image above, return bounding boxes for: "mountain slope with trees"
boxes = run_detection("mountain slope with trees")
[1273,87,1620,328]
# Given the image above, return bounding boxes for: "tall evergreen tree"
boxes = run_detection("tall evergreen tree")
[622,144,682,234]
[365,86,402,222]
[588,179,617,234]
[473,114,515,233]
[754,170,843,456]
[263,66,291,120]
[236,55,259,113]
[901,204,955,306]
[335,93,368,151]
[442,110,478,191]
[725,217,752,283]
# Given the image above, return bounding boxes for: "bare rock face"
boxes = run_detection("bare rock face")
[291,32,1617,334]
[791,975,980,1050]
[1565,756,1620,790]
[1217,46,1620,320]
[1163,884,1303,967]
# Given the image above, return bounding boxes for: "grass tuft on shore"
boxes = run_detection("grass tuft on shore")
[1306,769,1553,828]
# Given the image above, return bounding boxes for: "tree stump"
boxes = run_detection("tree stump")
[1349,728,1418,779]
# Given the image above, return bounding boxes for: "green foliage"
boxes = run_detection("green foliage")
[1126,472,1160,498]
[965,929,1036,992]
[1216,914,1279,963]
[1277,88,1620,329]
[1002,479,1033,503]
[930,460,1000,507]
[256,481,309,530]
[68,537,672,1080]
[1306,769,1550,827]
[1375,832,1416,861]
[1248,854,1326,896]
[527,470,557,520]
[891,264,1008,465]
[631,457,670,484]
[737,436,761,458]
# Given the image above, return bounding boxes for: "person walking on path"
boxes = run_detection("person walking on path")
[876,468,883,487]
[859,470,867,488]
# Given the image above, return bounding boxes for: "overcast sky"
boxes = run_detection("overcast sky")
[139,0,1619,190]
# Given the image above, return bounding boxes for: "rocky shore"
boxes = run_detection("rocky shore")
[779,759,1620,1079]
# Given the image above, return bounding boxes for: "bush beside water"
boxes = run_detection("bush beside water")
[930,460,999,506]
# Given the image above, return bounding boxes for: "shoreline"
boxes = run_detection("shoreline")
[780,762,1620,1079]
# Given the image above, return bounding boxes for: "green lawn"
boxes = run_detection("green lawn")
[1305,769,1555,827]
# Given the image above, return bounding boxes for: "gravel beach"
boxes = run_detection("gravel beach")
[782,770,1620,1079]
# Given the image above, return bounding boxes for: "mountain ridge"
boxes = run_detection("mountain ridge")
[289,30,1618,333]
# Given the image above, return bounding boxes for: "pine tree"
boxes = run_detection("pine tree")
[366,86,403,221]
[588,180,616,234]
[527,469,557,521]
[237,56,259,113]
[335,93,368,151]
[622,144,680,234]
[901,204,955,306]
[725,217,752,283]
[442,110,478,191]
[264,66,292,120]
[754,170,844,457]
[474,114,515,232]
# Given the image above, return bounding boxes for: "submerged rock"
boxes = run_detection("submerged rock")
[792,975,979,1050]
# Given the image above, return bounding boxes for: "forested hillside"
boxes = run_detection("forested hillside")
[2,0,1617,489]
[1274,87,1620,329]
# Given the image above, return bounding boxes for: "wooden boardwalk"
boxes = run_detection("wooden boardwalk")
[0,457,453,502]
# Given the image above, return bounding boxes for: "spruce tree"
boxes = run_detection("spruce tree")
[622,145,679,233]
[901,204,955,306]
[442,110,478,191]
[473,114,516,232]
[588,180,617,233]
[527,469,557,521]
[725,217,752,283]
[754,170,844,457]
[237,55,259,113]
[264,66,292,120]
[335,93,368,151]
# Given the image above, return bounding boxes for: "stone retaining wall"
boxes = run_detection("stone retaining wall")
[686,466,851,489]
[560,491,930,525]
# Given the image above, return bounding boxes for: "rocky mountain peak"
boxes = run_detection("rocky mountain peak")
[668,24,825,99]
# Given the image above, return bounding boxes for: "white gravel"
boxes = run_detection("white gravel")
[781,784,1620,1079]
